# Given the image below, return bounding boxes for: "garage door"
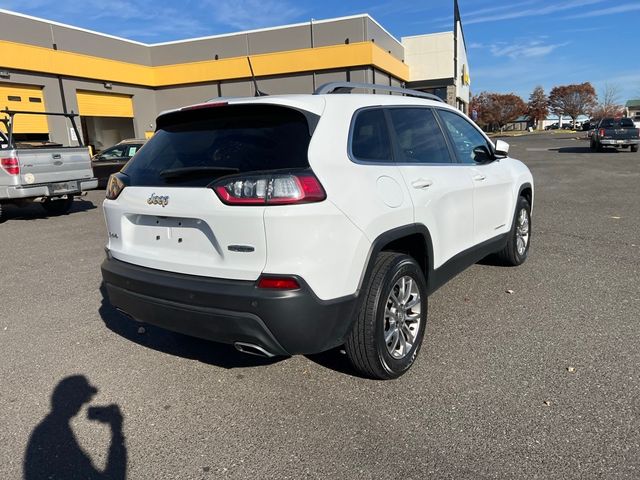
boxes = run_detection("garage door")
[76,91,134,118]
[0,83,48,134]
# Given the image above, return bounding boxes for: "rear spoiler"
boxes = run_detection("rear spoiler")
[0,108,83,149]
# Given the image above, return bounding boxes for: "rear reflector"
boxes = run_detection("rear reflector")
[257,277,300,290]
[213,172,326,206]
[1,157,19,176]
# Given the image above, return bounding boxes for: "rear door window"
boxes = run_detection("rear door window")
[350,109,392,162]
[123,105,314,187]
[388,108,452,164]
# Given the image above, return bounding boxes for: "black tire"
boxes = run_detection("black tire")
[496,196,531,266]
[0,202,4,223]
[41,196,74,216]
[345,252,428,380]
[595,141,603,152]
[631,145,639,153]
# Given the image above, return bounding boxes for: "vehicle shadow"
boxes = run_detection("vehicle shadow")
[477,253,511,267]
[98,284,283,369]
[305,348,368,379]
[549,146,622,154]
[24,375,127,480]
[1,197,96,221]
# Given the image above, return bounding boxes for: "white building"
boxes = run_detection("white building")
[402,0,470,113]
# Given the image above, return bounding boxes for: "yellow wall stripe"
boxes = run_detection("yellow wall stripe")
[0,40,409,87]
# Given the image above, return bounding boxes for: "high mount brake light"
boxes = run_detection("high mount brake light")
[1,157,19,176]
[181,102,229,111]
[213,172,326,206]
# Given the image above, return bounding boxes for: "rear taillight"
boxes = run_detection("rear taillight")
[213,172,326,206]
[257,276,300,290]
[1,157,19,176]
[106,174,126,200]
[599,128,606,137]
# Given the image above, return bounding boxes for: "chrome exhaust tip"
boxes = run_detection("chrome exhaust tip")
[234,342,276,358]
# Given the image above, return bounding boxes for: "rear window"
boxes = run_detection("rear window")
[123,104,313,187]
[600,118,635,128]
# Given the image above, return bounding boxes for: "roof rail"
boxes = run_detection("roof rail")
[314,82,445,103]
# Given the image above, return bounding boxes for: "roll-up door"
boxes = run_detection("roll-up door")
[0,83,48,134]
[76,91,134,118]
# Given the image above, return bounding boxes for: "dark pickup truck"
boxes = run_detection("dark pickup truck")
[590,118,640,152]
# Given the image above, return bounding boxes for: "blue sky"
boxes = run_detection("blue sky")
[2,0,640,103]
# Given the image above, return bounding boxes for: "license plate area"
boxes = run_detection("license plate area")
[124,214,217,255]
[50,181,79,194]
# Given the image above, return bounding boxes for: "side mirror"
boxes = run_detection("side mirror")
[494,139,510,158]
[473,145,493,163]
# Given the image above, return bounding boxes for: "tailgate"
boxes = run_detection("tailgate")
[104,187,267,280]
[17,147,94,184]
[610,128,639,140]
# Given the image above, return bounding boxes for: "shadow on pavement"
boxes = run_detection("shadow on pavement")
[24,375,127,480]
[1,197,96,222]
[549,146,624,154]
[305,347,367,379]
[98,283,283,369]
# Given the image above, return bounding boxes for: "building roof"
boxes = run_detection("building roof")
[0,9,402,48]
[625,99,640,108]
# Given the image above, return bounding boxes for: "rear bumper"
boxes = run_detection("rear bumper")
[599,139,640,145]
[100,255,358,356]
[4,178,98,199]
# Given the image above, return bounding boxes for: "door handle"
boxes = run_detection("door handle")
[411,179,433,189]
[473,174,486,182]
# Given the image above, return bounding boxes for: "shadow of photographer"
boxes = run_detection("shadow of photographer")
[24,375,127,480]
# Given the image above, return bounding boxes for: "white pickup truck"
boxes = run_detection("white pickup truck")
[0,109,97,221]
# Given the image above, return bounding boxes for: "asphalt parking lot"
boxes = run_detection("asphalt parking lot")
[1,132,638,479]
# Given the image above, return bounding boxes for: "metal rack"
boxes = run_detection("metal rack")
[1,108,83,148]
[314,82,445,103]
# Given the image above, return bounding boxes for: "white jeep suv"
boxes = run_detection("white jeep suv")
[101,83,533,379]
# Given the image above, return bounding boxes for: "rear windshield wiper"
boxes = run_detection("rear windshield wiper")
[159,166,239,179]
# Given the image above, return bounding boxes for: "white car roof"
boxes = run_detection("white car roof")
[157,93,455,121]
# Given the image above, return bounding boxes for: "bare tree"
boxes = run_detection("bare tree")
[527,86,548,130]
[549,82,598,128]
[592,83,624,118]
